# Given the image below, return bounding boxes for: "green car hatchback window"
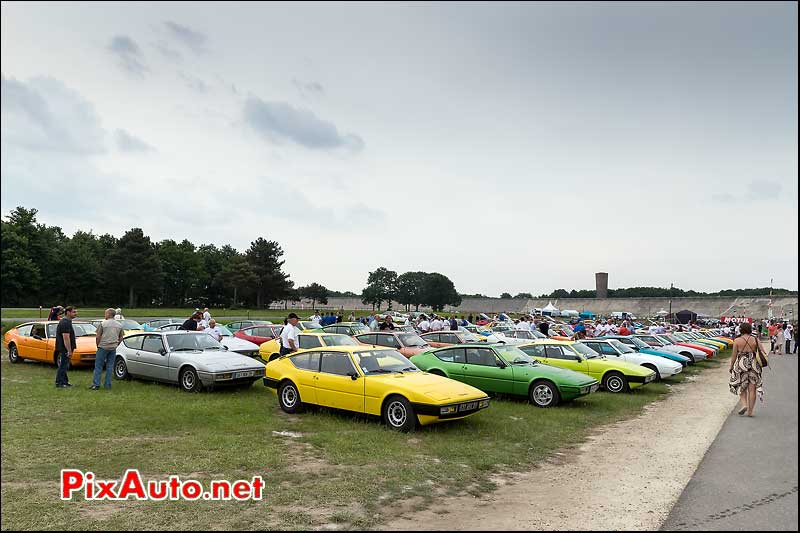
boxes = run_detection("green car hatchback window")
[434,347,466,363]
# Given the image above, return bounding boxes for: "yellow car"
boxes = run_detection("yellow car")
[517,340,656,393]
[264,345,490,431]
[259,332,359,361]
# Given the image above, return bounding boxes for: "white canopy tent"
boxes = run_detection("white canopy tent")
[542,301,560,316]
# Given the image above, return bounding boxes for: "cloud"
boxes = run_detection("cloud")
[747,180,782,200]
[115,129,155,152]
[243,96,364,151]
[710,193,736,203]
[255,177,383,227]
[1,74,105,154]
[153,40,183,63]
[293,78,325,98]
[164,21,208,54]
[179,72,209,93]
[108,35,148,77]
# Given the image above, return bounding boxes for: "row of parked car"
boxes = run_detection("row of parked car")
[2,316,731,432]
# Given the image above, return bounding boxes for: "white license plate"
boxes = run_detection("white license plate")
[458,401,478,412]
[234,371,254,379]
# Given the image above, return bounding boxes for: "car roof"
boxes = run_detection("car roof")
[529,339,575,345]
[297,345,395,353]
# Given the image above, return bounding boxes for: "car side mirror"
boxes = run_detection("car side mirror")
[347,372,359,381]
[223,345,229,351]
[496,361,507,368]
[159,349,167,356]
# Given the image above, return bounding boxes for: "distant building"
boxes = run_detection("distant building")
[595,272,608,299]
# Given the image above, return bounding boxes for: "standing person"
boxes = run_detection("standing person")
[776,323,786,354]
[180,312,201,331]
[431,316,443,332]
[418,315,431,333]
[336,312,343,323]
[348,312,355,322]
[793,323,798,354]
[468,313,474,324]
[449,316,458,331]
[783,323,793,355]
[48,305,64,321]
[369,314,379,331]
[92,308,124,390]
[204,319,223,341]
[55,306,78,388]
[114,308,124,320]
[310,311,322,328]
[767,321,779,354]
[618,321,631,336]
[539,320,549,336]
[729,322,765,417]
[279,313,300,355]
[379,316,395,331]
[203,308,211,323]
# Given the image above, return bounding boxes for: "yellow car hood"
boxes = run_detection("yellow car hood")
[373,371,486,402]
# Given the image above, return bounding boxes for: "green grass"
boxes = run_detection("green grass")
[1,347,729,530]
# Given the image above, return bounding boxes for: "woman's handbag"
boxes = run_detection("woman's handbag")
[753,336,769,367]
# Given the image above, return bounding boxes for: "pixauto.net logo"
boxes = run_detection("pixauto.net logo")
[61,469,265,501]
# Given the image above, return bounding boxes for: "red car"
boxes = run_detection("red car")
[234,324,283,345]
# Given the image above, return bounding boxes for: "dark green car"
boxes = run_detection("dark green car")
[410,343,600,408]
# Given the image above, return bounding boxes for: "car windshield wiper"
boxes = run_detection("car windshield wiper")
[172,347,200,352]
[366,369,394,374]
[401,366,417,371]
[205,346,222,350]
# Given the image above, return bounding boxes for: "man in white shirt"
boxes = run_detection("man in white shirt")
[204,319,223,341]
[203,308,211,323]
[515,318,529,331]
[310,311,322,328]
[431,317,444,331]
[418,316,431,333]
[280,313,300,355]
[648,324,659,335]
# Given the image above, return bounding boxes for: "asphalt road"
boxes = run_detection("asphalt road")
[662,349,798,531]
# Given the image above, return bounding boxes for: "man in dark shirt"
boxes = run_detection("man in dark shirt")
[180,312,201,331]
[539,321,550,336]
[468,313,474,324]
[55,306,78,388]
[449,316,458,331]
[379,316,395,331]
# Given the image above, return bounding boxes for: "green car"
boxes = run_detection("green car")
[517,340,656,393]
[410,343,599,408]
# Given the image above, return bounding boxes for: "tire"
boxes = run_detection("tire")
[8,344,21,364]
[642,364,661,381]
[602,371,628,393]
[179,367,202,392]
[680,352,696,364]
[113,356,131,380]
[529,380,560,408]
[277,381,302,413]
[382,395,416,432]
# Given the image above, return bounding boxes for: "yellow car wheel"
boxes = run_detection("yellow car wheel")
[278,380,303,413]
[382,395,416,432]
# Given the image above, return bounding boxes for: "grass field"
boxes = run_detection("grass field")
[0,343,729,530]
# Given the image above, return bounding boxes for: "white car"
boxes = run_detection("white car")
[634,334,708,363]
[377,311,408,324]
[157,323,261,358]
[578,339,683,380]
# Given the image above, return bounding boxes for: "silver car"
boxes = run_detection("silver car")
[114,331,265,392]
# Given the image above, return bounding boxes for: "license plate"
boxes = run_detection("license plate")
[234,371,254,378]
[458,401,478,412]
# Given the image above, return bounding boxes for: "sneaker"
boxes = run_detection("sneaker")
[65,383,74,387]
[56,384,68,388]
[90,385,99,390]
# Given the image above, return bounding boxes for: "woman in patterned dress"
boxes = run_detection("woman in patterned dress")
[729,321,764,417]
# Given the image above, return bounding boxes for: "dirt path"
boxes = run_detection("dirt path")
[380,360,737,531]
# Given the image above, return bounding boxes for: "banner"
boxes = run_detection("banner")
[720,316,753,323]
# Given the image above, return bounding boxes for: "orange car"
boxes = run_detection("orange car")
[420,330,483,348]
[353,331,431,358]
[4,321,99,366]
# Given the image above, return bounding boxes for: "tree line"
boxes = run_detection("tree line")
[536,286,797,299]
[1,207,300,309]
[360,267,462,312]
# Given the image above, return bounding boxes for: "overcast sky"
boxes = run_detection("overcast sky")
[1,1,797,295]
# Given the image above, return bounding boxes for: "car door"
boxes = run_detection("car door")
[540,345,589,375]
[138,334,168,380]
[429,347,466,378]
[29,323,49,362]
[461,347,512,393]
[286,351,320,404]
[355,334,377,346]
[314,351,364,412]
[121,334,145,375]
[12,324,34,360]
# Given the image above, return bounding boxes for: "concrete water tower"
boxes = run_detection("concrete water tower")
[595,272,608,299]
